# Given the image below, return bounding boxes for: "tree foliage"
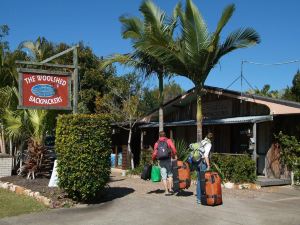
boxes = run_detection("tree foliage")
[102,0,180,132]
[131,0,260,141]
[140,81,184,114]
[247,84,282,98]
[0,30,118,173]
[276,132,300,184]
[283,70,300,102]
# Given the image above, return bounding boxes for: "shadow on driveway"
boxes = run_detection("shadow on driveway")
[175,190,194,197]
[146,189,194,197]
[146,189,165,194]
[88,187,135,204]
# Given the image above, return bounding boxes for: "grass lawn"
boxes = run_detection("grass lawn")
[0,188,47,219]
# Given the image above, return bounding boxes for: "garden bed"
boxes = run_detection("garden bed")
[0,176,75,208]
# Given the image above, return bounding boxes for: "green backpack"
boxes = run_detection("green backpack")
[151,165,161,182]
[189,139,210,163]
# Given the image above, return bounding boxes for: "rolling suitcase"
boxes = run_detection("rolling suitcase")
[141,164,152,180]
[172,160,191,192]
[200,171,222,206]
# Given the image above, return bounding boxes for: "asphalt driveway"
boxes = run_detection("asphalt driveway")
[0,172,299,225]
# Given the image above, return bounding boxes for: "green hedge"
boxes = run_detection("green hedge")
[211,153,256,183]
[55,114,112,201]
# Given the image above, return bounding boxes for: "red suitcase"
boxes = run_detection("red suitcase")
[200,171,222,206]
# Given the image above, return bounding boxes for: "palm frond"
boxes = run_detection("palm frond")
[174,139,190,161]
[218,28,261,57]
[0,86,19,112]
[120,16,144,40]
[209,4,235,53]
[3,109,24,140]
[18,41,35,52]
[18,40,38,60]
[172,1,182,21]
[134,37,186,75]
[28,110,47,145]
[215,4,235,37]
[101,54,133,69]
[18,37,53,61]
[140,0,166,35]
[183,0,209,50]
[177,0,210,71]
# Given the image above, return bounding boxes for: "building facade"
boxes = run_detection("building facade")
[112,86,300,179]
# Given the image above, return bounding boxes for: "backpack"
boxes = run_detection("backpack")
[189,140,209,163]
[156,140,171,160]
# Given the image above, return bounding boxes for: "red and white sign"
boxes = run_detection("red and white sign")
[20,72,71,110]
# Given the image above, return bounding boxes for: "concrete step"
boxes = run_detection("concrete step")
[256,176,291,187]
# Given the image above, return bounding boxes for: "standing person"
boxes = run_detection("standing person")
[152,131,177,196]
[196,132,213,204]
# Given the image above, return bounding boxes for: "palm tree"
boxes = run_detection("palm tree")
[4,109,48,178]
[18,37,54,61]
[102,0,180,132]
[137,0,260,141]
[0,44,26,154]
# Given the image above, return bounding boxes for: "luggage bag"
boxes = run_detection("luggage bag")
[172,160,191,192]
[200,171,223,206]
[141,164,152,180]
[151,165,161,182]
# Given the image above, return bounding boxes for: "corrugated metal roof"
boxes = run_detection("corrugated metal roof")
[140,85,300,123]
[139,115,273,128]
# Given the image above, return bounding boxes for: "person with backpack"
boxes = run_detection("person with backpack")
[189,132,213,204]
[152,131,177,196]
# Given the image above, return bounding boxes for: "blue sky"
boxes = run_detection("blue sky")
[1,0,300,92]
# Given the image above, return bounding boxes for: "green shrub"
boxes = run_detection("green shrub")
[55,114,112,201]
[211,153,256,183]
[294,169,300,185]
[140,149,152,166]
[128,149,152,175]
[276,132,300,185]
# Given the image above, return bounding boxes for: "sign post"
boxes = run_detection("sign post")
[73,47,78,114]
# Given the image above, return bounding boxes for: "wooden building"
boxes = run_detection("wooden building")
[112,85,300,179]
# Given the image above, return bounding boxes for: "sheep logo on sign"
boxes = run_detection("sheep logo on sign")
[31,84,56,97]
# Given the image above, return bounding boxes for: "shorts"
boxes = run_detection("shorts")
[159,159,173,180]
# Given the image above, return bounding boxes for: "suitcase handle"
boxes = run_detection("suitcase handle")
[175,164,187,170]
[205,175,216,184]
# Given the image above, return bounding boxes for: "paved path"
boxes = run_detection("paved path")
[1,172,300,225]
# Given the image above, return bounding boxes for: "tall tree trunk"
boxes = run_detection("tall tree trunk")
[158,73,164,132]
[196,87,203,142]
[0,124,6,154]
[0,134,3,154]
[9,138,13,156]
[127,119,134,169]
